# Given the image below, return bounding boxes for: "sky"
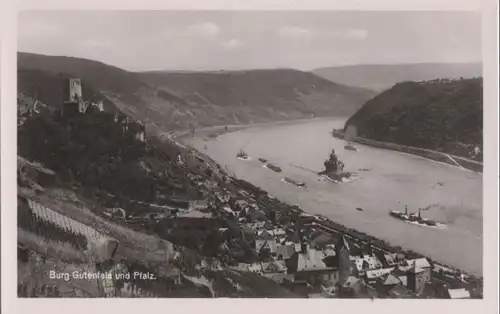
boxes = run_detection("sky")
[18,11,482,72]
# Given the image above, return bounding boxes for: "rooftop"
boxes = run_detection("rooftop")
[365,267,395,280]
[384,253,406,265]
[342,276,361,288]
[388,284,411,298]
[405,258,431,269]
[296,249,333,272]
[354,255,383,272]
[382,274,401,286]
[448,288,471,299]
[177,210,213,219]
[256,230,275,241]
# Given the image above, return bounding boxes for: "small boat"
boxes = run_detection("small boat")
[267,163,282,173]
[284,177,306,187]
[236,149,249,160]
[356,207,364,212]
[258,158,268,163]
[344,143,359,151]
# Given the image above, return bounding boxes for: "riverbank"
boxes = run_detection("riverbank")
[332,129,483,173]
[167,120,483,288]
[169,117,339,143]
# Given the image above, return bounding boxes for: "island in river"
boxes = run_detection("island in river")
[180,118,483,276]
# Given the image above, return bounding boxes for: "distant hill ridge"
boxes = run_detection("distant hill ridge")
[345,77,483,160]
[313,62,482,92]
[18,52,377,131]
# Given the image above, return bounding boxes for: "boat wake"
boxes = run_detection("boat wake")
[404,220,447,230]
[237,156,252,161]
[321,174,360,184]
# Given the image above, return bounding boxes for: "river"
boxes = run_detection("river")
[181,118,483,276]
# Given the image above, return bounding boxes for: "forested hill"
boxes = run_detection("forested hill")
[344,78,483,160]
[137,69,377,121]
[313,63,482,92]
[18,52,376,130]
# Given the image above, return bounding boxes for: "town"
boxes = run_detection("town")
[16,77,483,299]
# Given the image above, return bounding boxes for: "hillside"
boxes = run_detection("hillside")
[17,109,298,298]
[344,78,483,160]
[18,52,376,130]
[138,69,377,123]
[18,68,119,113]
[313,63,482,92]
[18,52,181,125]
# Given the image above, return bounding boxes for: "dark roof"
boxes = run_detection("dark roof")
[256,230,275,240]
[388,284,411,298]
[382,274,401,286]
[335,235,350,252]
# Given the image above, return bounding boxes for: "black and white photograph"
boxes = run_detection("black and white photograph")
[5,6,497,304]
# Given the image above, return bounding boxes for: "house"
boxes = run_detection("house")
[405,257,432,270]
[169,210,225,231]
[271,228,286,237]
[255,230,278,254]
[391,267,409,287]
[447,288,471,299]
[189,200,209,211]
[383,253,406,267]
[245,208,267,222]
[276,243,296,260]
[261,260,287,273]
[353,254,384,276]
[247,263,264,273]
[104,208,126,219]
[364,267,395,283]
[286,245,339,288]
[231,199,249,212]
[248,221,266,232]
[381,274,402,294]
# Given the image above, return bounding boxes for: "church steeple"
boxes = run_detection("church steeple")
[336,235,353,286]
[335,235,351,253]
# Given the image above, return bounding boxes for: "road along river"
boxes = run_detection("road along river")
[181,118,483,276]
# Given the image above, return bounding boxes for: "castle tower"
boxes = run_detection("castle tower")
[62,78,84,116]
[67,78,83,102]
[407,265,428,295]
[335,235,355,285]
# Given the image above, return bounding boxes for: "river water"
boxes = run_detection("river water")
[182,118,483,276]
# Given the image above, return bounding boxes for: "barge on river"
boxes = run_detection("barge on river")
[284,177,306,187]
[267,163,282,173]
